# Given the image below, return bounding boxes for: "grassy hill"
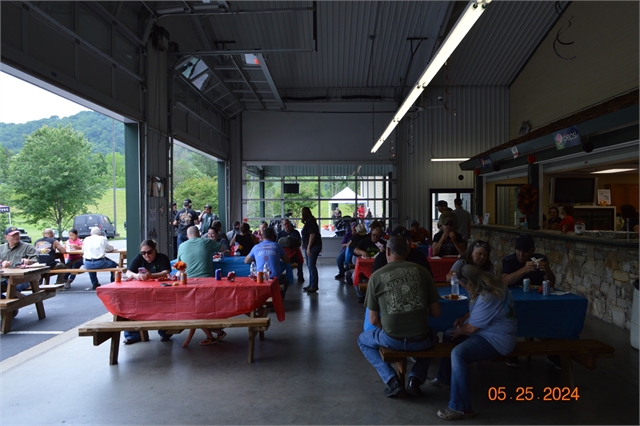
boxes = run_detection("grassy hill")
[13,189,127,240]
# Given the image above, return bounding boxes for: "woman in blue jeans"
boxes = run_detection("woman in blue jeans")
[300,207,322,293]
[428,265,517,420]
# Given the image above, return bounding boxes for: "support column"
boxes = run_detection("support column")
[124,123,141,257]
[528,163,540,229]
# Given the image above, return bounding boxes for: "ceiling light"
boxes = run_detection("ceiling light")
[591,168,637,174]
[371,1,487,153]
[431,158,470,162]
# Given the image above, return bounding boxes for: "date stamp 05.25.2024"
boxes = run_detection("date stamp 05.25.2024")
[488,387,580,401]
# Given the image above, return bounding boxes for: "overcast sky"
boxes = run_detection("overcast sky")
[0,72,89,124]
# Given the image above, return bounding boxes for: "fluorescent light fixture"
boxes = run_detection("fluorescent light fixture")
[431,158,470,162]
[591,168,637,174]
[371,1,487,153]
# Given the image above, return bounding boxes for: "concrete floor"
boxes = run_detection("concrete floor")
[1,258,638,425]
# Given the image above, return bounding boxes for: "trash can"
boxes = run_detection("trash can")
[631,280,639,350]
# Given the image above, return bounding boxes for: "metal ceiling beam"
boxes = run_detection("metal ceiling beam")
[171,48,314,56]
[230,56,265,110]
[83,2,146,47]
[255,53,284,110]
[155,5,313,18]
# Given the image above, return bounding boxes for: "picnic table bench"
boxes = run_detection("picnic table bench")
[41,267,126,285]
[79,317,271,365]
[379,338,615,388]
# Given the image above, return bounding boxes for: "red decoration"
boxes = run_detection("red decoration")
[527,155,536,164]
[474,168,481,176]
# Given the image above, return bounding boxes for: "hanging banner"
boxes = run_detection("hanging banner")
[511,146,519,159]
[554,126,581,150]
[0,205,9,213]
[479,156,492,169]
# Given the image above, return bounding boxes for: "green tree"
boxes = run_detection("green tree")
[174,176,219,214]
[7,125,108,235]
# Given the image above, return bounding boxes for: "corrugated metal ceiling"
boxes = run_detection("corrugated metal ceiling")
[112,1,568,117]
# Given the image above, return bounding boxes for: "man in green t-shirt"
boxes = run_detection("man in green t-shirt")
[358,235,441,398]
[177,226,222,277]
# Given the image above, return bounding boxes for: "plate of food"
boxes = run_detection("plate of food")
[441,294,468,301]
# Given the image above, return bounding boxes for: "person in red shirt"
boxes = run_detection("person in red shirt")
[558,205,575,233]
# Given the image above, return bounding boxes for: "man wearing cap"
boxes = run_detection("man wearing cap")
[432,212,467,256]
[354,226,386,259]
[1,226,39,299]
[199,204,217,235]
[453,198,473,242]
[34,228,67,284]
[173,199,199,249]
[436,200,452,213]
[409,220,430,245]
[501,234,555,288]
[83,227,119,290]
[227,220,242,241]
[374,226,433,278]
[358,235,441,398]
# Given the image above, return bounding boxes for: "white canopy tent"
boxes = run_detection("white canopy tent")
[328,187,366,217]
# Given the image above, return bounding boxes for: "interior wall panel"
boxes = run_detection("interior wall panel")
[396,86,509,228]
[78,49,112,97]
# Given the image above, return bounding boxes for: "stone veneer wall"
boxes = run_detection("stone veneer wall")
[471,227,639,330]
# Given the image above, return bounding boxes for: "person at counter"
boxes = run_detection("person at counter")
[501,234,556,288]
[544,206,562,230]
[620,204,639,232]
[432,212,467,257]
[558,205,575,234]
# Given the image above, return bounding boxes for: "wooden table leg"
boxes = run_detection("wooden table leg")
[1,311,13,334]
[109,331,121,365]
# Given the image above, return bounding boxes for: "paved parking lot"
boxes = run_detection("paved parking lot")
[0,240,126,361]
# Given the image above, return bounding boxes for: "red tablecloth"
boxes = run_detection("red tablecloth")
[428,256,458,282]
[353,257,375,286]
[96,277,285,322]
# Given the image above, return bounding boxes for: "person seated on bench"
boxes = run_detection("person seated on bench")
[427,265,517,421]
[246,226,290,297]
[501,234,559,369]
[445,240,494,282]
[34,228,67,285]
[432,212,467,257]
[82,227,118,291]
[373,226,433,278]
[277,219,304,283]
[1,227,39,317]
[123,239,172,345]
[357,235,440,399]
[62,229,84,289]
[176,226,225,345]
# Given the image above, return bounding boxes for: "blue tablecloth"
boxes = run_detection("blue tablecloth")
[363,286,588,340]
[416,245,430,257]
[172,256,294,283]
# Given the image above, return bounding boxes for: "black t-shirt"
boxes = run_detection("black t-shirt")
[34,237,58,267]
[174,208,199,237]
[128,252,172,274]
[373,247,433,278]
[356,236,386,257]
[432,231,464,256]
[301,218,322,249]
[234,233,256,256]
[501,252,548,287]
[277,229,302,247]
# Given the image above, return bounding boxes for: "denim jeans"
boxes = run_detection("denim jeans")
[63,258,83,282]
[124,331,167,341]
[336,247,347,274]
[345,246,356,267]
[358,327,437,384]
[434,329,501,412]
[304,245,321,290]
[84,258,118,286]
[176,234,188,250]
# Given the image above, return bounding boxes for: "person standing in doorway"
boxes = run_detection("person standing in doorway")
[453,198,473,242]
[173,199,199,249]
[301,207,322,294]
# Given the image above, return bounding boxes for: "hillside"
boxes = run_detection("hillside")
[0,110,124,155]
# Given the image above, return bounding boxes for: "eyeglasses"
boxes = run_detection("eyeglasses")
[140,250,154,255]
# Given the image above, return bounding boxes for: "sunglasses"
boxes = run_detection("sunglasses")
[140,250,154,255]
[474,241,490,249]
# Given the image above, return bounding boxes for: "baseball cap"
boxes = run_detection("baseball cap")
[355,224,367,235]
[515,234,535,252]
[436,200,448,207]
[183,198,192,206]
[4,226,19,236]
[171,201,177,206]
[391,226,411,240]
[204,204,212,209]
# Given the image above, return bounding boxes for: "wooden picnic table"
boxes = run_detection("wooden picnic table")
[65,248,127,268]
[0,265,53,334]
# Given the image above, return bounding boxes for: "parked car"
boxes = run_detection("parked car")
[73,214,116,239]
[17,228,32,244]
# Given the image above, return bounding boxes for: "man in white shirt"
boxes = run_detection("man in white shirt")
[83,227,118,290]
